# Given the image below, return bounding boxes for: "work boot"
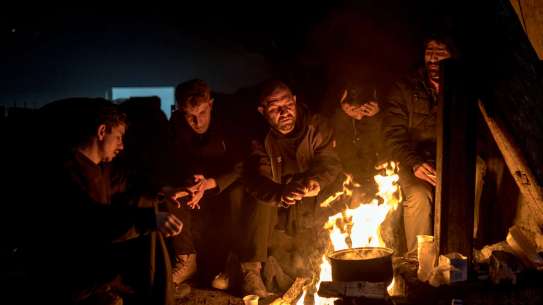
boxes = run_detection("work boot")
[241,262,272,298]
[172,253,197,285]
[211,251,239,290]
[174,283,191,299]
[211,272,229,290]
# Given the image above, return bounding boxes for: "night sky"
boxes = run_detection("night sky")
[1,1,458,109]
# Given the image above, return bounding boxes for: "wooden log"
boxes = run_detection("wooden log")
[318,281,387,299]
[268,277,308,305]
[478,100,543,225]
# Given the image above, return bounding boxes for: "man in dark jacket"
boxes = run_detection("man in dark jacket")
[168,79,249,290]
[240,80,342,297]
[32,99,183,305]
[383,36,453,257]
[331,81,384,191]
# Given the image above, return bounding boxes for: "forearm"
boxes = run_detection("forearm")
[214,162,243,193]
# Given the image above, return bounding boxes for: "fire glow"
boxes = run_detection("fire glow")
[299,162,401,305]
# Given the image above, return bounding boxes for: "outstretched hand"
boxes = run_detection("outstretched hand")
[280,179,321,206]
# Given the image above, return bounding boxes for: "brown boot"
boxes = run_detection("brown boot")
[172,253,197,285]
[240,262,272,298]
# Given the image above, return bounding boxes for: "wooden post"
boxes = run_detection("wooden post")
[435,60,477,258]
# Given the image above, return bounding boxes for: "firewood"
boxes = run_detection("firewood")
[281,277,308,304]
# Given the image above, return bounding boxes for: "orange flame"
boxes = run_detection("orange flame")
[302,162,401,305]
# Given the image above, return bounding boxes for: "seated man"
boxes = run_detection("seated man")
[331,81,384,197]
[240,80,342,297]
[168,79,249,290]
[30,98,183,305]
[383,34,454,257]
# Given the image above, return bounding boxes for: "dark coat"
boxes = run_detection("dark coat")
[244,106,342,208]
[383,68,438,171]
[331,108,385,183]
[33,152,174,305]
[169,110,247,193]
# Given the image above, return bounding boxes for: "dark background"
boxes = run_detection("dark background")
[1,1,461,111]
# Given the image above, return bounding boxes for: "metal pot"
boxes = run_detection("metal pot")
[328,247,394,283]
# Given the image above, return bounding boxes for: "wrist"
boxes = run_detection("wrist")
[205,178,217,190]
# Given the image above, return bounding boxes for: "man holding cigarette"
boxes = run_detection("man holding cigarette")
[383,34,454,257]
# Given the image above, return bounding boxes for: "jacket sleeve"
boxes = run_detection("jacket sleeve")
[214,161,243,193]
[306,116,343,189]
[383,82,424,171]
[61,168,158,244]
[242,140,284,207]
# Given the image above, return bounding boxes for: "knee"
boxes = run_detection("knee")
[403,183,433,213]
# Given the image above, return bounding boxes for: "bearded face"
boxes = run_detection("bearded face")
[259,87,297,135]
[424,40,451,82]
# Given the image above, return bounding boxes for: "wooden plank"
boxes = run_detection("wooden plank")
[435,60,477,258]
[509,0,543,60]
[478,100,543,224]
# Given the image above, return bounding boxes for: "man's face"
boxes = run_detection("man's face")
[183,99,213,134]
[259,88,297,135]
[98,124,125,163]
[424,40,451,81]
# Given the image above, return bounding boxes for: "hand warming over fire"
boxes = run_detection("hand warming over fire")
[185,174,217,209]
[280,179,321,205]
[303,179,321,197]
[155,211,183,237]
[414,162,437,186]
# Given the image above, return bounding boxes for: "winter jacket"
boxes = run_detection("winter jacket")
[383,68,438,171]
[244,106,342,207]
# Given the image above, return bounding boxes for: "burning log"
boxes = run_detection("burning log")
[269,277,309,305]
[317,281,387,299]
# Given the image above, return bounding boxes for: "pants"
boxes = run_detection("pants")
[239,196,318,263]
[399,169,434,257]
[169,183,244,280]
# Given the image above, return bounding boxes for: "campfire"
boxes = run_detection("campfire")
[297,162,402,305]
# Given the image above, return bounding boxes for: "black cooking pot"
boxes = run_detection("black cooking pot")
[328,247,394,283]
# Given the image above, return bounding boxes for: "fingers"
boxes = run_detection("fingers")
[186,192,203,209]
[360,102,379,116]
[423,174,437,187]
[421,163,436,175]
[304,180,321,197]
[173,190,190,201]
[157,213,183,237]
[281,196,297,205]
[415,164,437,187]
[420,163,437,186]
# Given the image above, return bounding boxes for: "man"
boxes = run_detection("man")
[168,79,248,290]
[240,80,342,297]
[383,35,454,257]
[31,98,183,305]
[331,81,384,192]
